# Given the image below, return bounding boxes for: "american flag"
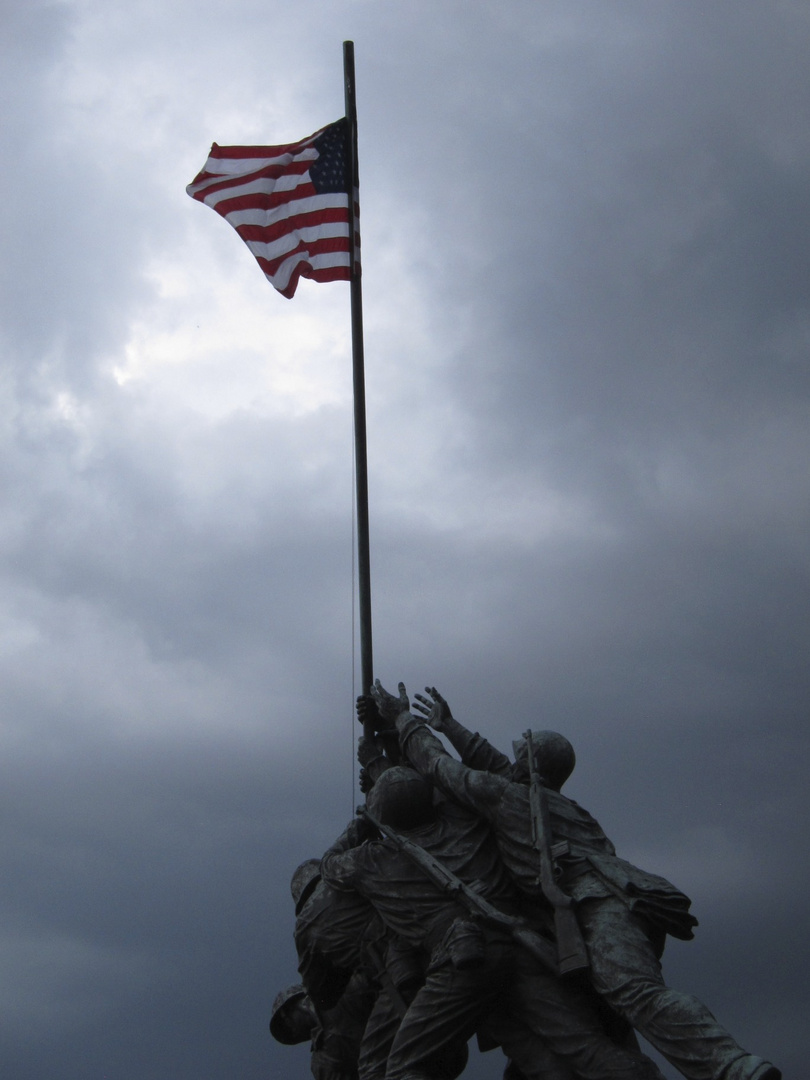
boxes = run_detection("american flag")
[186,118,357,299]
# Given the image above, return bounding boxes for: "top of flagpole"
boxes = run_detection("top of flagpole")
[343,41,360,280]
[343,40,357,125]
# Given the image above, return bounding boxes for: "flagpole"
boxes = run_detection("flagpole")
[343,41,374,716]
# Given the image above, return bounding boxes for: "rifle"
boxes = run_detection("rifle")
[524,729,590,974]
[359,806,558,975]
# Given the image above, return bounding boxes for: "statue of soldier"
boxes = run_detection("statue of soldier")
[292,853,445,1080]
[322,764,668,1080]
[270,981,366,1080]
[370,681,780,1080]
[283,860,378,1080]
[288,705,477,1080]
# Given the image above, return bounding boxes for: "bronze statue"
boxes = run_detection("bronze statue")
[283,846,468,1080]
[322,762,668,1080]
[271,680,781,1080]
[366,680,781,1080]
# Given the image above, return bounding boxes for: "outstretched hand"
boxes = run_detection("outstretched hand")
[371,679,410,726]
[412,686,453,732]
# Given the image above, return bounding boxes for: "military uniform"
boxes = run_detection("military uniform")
[397,714,778,1080]
[322,797,665,1080]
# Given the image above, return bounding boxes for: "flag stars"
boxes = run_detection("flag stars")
[311,119,350,194]
[187,118,353,298]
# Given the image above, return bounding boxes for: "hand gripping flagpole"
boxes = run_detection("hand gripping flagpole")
[343,42,375,726]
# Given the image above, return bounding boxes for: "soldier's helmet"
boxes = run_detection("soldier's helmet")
[269,983,314,1044]
[290,858,321,915]
[511,730,576,791]
[366,766,435,829]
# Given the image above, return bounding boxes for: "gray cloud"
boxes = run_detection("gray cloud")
[0,2,806,1077]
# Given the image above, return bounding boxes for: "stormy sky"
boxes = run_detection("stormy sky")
[1,2,808,1077]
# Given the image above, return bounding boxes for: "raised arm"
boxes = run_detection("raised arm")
[368,679,506,819]
[412,687,512,777]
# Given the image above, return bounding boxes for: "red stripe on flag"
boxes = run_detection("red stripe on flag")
[274,261,351,300]
[206,130,325,161]
[187,120,353,298]
[236,206,349,245]
[255,236,351,279]
[211,181,320,217]
[188,160,312,202]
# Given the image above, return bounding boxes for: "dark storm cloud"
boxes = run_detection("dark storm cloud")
[0,4,170,399]
[361,11,810,1074]
[437,7,810,451]
[0,2,807,1078]
[0,727,348,1079]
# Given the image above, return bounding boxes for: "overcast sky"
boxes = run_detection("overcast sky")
[1,2,808,1077]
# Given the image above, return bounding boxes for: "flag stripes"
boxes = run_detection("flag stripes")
[186,119,356,299]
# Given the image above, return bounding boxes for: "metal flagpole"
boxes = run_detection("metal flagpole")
[343,41,374,719]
